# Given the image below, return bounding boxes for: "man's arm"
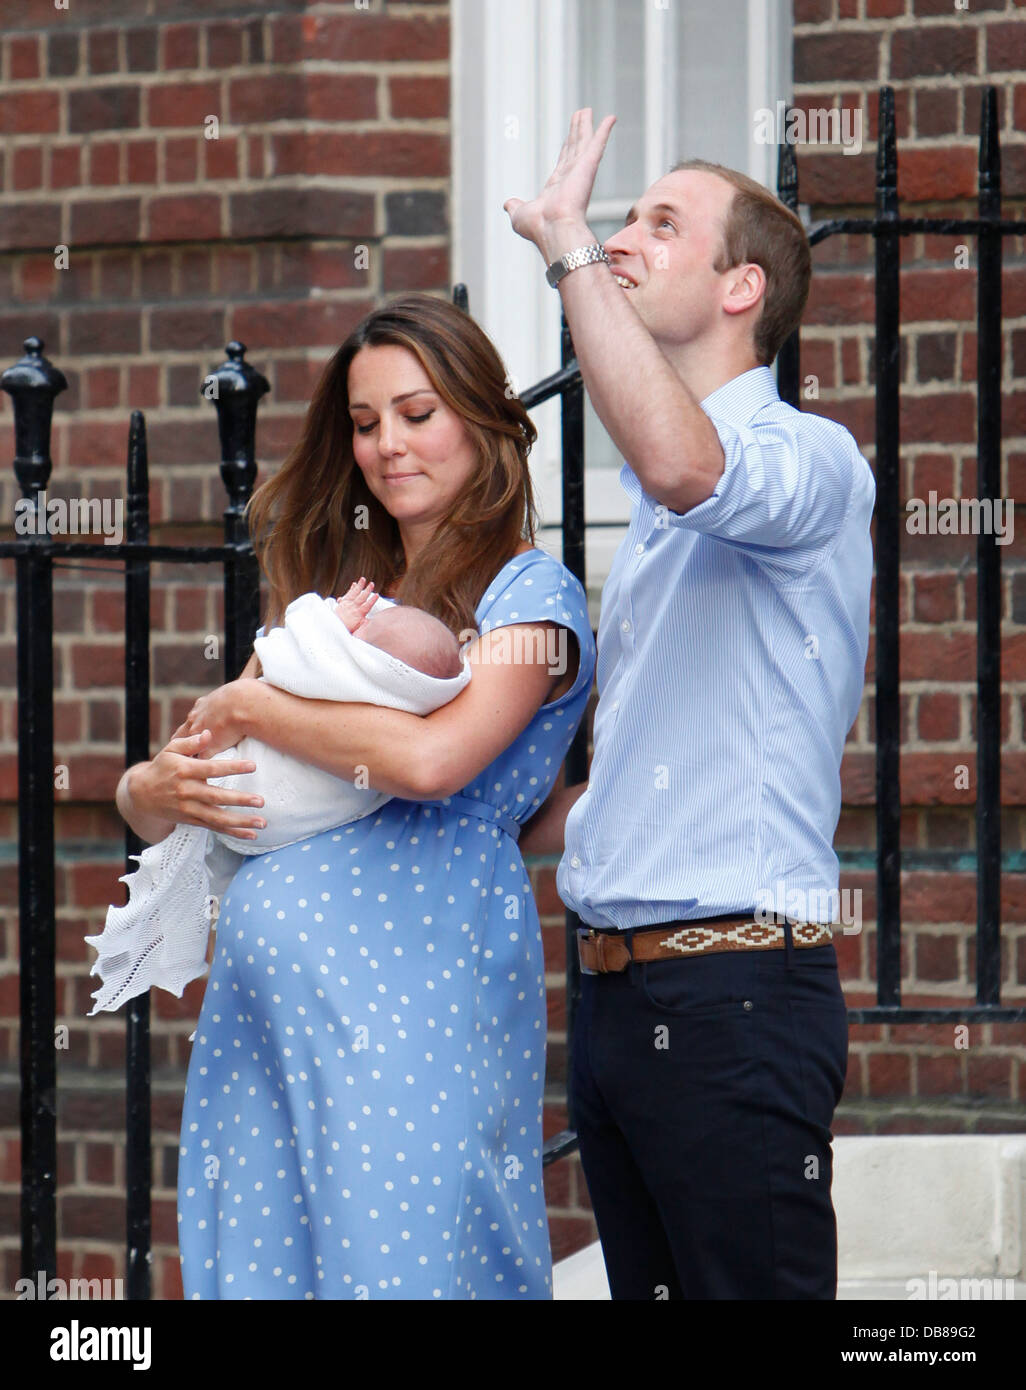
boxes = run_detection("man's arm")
[504,110,724,513]
[541,218,723,514]
[518,780,588,857]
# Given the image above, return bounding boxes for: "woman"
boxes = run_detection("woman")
[115,295,596,1300]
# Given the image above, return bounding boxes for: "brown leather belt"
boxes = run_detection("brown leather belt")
[577,915,835,974]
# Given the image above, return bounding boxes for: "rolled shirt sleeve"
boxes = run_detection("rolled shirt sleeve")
[655,410,862,560]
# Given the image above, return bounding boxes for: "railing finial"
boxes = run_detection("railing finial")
[1,336,68,500]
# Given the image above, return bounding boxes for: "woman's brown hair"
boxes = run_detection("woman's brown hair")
[245,294,538,642]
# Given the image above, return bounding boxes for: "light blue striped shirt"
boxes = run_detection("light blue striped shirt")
[557,366,876,930]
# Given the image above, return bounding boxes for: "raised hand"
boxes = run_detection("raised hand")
[334,577,378,634]
[503,108,616,253]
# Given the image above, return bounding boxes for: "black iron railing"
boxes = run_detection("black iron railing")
[2,84,1022,1300]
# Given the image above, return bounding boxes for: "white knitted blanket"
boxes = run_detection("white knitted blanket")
[86,593,471,1014]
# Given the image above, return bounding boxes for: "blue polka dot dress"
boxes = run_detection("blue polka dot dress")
[177,549,596,1299]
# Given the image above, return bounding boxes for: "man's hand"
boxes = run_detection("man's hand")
[504,108,616,259]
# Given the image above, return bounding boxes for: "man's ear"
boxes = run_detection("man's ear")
[722,262,766,318]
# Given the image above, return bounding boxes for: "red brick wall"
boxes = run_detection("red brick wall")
[793,0,1026,1132]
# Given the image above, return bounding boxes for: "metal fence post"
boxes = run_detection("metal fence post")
[2,336,66,1287]
[203,343,268,681]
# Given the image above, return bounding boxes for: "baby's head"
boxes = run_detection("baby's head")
[354,605,464,680]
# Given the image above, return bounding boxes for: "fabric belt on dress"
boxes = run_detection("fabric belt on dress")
[418,793,521,842]
[577,915,835,974]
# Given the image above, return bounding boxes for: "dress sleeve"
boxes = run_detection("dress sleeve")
[476,553,596,706]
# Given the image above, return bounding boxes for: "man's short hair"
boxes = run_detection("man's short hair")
[669,159,811,366]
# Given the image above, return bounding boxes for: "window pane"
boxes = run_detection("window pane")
[578,0,645,204]
[676,0,751,171]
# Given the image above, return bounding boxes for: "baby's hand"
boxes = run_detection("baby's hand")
[334,577,377,633]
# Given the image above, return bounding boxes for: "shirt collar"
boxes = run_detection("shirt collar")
[620,365,780,504]
[698,364,780,420]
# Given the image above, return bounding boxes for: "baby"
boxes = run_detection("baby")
[332,576,464,680]
[88,579,472,1013]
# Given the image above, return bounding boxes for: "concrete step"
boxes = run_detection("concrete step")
[553,1135,1026,1300]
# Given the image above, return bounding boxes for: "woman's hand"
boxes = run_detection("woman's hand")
[118,729,267,843]
[180,679,258,752]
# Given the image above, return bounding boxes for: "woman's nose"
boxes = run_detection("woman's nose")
[376,414,405,456]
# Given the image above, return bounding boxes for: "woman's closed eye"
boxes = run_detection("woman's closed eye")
[353,411,434,436]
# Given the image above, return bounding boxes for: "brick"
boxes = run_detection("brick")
[126,27,159,73]
[84,366,121,409]
[127,139,158,185]
[867,1052,912,1096]
[867,0,904,14]
[61,1196,125,1241]
[987,21,1026,73]
[162,23,200,71]
[87,29,120,75]
[383,246,449,291]
[228,73,302,124]
[150,306,224,351]
[891,26,977,79]
[966,1053,1013,1097]
[51,144,83,190]
[794,0,832,17]
[389,76,450,120]
[914,931,960,980]
[228,189,374,240]
[8,35,42,80]
[148,81,222,129]
[386,190,447,237]
[270,131,450,180]
[913,572,958,623]
[916,331,956,383]
[165,136,200,184]
[288,13,450,64]
[70,198,141,246]
[88,141,121,187]
[230,299,374,352]
[897,147,978,203]
[910,452,956,498]
[99,251,134,299]
[208,20,244,68]
[795,32,882,83]
[148,195,222,243]
[804,272,874,327]
[0,90,60,135]
[917,692,960,742]
[68,310,141,356]
[203,134,239,181]
[68,86,140,134]
[47,31,80,79]
[179,248,213,296]
[13,147,43,191]
[900,392,976,445]
[914,87,959,138]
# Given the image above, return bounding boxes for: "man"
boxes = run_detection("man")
[506,110,875,1299]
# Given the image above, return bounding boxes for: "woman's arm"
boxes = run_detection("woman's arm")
[190,622,578,802]
[115,651,266,844]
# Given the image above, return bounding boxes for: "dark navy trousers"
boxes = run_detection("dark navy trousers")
[571,921,849,1300]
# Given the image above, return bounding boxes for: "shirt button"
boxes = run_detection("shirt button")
[743,1000,754,1011]
[635,543,645,556]
[570,855,581,869]
[610,699,619,712]
[621,619,631,632]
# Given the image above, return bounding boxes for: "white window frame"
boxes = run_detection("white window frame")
[453,0,792,588]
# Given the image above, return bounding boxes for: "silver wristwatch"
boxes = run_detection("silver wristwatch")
[545,243,610,288]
